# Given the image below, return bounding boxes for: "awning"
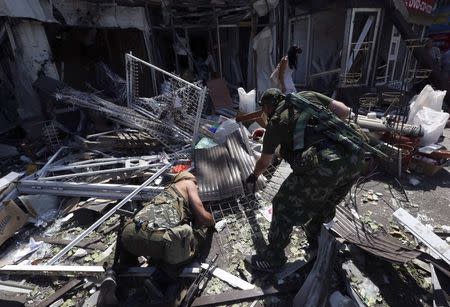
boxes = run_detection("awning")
[0,0,57,23]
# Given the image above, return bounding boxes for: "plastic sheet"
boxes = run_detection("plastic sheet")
[407,85,449,146]
[213,119,240,144]
[407,84,446,123]
[414,107,449,146]
[238,88,256,114]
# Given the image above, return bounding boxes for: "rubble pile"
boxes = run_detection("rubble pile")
[0,51,449,307]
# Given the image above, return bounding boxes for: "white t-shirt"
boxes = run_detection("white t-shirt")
[270,56,297,94]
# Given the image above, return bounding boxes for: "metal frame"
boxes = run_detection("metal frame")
[376,25,402,85]
[46,163,172,265]
[125,53,206,148]
[18,179,162,200]
[341,8,381,87]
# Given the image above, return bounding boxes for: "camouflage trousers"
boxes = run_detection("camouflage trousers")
[122,221,208,266]
[121,185,208,266]
[266,146,363,264]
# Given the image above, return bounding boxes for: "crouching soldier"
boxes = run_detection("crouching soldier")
[121,171,215,266]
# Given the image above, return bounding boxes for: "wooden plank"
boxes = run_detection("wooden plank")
[117,267,157,277]
[430,264,450,307]
[393,208,450,265]
[0,284,32,294]
[192,286,283,306]
[0,280,34,290]
[0,265,104,275]
[200,263,255,290]
[275,259,310,282]
[310,68,341,79]
[0,172,22,192]
[35,279,82,307]
[0,292,27,304]
[34,236,105,251]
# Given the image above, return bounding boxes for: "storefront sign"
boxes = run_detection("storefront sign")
[404,0,435,14]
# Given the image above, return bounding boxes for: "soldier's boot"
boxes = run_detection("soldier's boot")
[244,249,287,273]
[97,270,119,307]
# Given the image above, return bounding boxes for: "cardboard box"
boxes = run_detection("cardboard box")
[236,110,267,128]
[410,157,443,176]
[0,200,29,246]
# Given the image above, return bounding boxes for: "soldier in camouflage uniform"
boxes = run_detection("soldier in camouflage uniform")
[121,171,215,266]
[245,88,365,272]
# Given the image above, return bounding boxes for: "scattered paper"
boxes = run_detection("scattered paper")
[409,177,420,186]
[259,205,273,222]
[215,219,227,232]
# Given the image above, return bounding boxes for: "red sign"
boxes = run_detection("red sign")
[404,0,435,14]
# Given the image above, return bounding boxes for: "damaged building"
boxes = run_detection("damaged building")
[0,0,450,306]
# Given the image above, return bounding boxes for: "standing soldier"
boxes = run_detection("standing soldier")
[245,88,368,272]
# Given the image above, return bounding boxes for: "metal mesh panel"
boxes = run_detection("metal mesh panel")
[206,161,291,265]
[42,121,61,153]
[126,53,207,149]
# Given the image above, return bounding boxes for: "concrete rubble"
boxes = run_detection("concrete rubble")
[1,1,450,306]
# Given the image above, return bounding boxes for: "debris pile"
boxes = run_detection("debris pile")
[0,52,449,307]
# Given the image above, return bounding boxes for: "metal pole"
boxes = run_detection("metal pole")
[48,156,159,172]
[185,28,193,72]
[191,87,207,149]
[142,31,158,96]
[35,146,67,178]
[216,15,223,78]
[39,163,164,181]
[46,163,172,265]
[126,53,132,108]
[127,53,202,90]
[18,180,162,200]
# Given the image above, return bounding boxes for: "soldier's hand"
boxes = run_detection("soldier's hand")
[252,128,265,140]
[246,173,257,184]
[246,173,257,194]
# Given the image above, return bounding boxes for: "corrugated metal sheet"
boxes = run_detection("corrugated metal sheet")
[195,144,244,201]
[195,131,269,201]
[331,206,421,263]
[225,132,265,192]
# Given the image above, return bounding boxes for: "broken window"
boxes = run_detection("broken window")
[341,8,381,87]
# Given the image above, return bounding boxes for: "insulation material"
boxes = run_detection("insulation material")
[0,0,56,22]
[52,0,149,30]
[252,27,275,97]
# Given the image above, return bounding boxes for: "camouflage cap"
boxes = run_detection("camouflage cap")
[259,88,285,107]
